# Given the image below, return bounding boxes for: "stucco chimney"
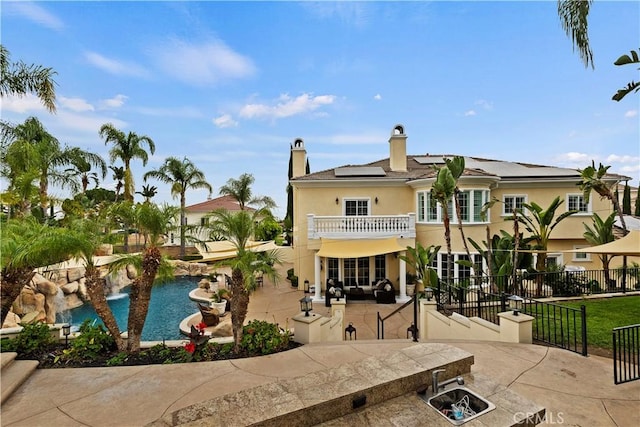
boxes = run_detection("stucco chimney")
[389,124,407,172]
[292,138,307,178]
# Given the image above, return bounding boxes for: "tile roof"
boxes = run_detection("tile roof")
[186,195,254,213]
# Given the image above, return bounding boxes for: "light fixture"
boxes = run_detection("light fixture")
[334,287,342,301]
[345,322,357,340]
[300,295,313,317]
[375,197,379,204]
[62,324,71,347]
[508,294,524,316]
[335,197,339,205]
[304,279,310,293]
[425,287,434,301]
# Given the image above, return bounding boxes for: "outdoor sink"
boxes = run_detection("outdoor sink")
[424,387,496,425]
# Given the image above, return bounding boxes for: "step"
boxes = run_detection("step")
[1,359,39,406]
[0,352,17,369]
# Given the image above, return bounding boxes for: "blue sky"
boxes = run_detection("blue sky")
[2,1,639,218]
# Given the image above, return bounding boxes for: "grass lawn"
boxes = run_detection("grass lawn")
[525,295,639,356]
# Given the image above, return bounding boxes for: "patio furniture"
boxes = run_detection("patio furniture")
[198,303,220,327]
[325,278,343,307]
[374,279,396,304]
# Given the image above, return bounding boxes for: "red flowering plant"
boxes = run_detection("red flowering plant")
[183,321,209,361]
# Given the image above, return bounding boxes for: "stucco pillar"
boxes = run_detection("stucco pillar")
[498,311,534,343]
[398,252,407,300]
[292,312,323,344]
[419,298,438,341]
[313,252,322,302]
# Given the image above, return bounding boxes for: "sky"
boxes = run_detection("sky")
[2,1,639,219]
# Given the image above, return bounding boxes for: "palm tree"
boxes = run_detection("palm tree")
[430,166,456,284]
[444,156,474,274]
[219,173,276,211]
[583,212,616,287]
[3,117,103,215]
[1,217,82,324]
[99,123,155,203]
[578,161,627,233]
[136,184,157,203]
[0,45,57,112]
[205,209,281,351]
[514,197,577,295]
[109,203,178,352]
[66,147,107,194]
[398,243,440,292]
[144,157,212,259]
[612,49,640,101]
[109,166,125,201]
[558,0,593,69]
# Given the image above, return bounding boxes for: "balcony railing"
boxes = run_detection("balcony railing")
[307,213,416,239]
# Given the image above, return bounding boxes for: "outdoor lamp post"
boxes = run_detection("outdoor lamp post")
[300,295,313,316]
[508,295,524,315]
[62,324,71,347]
[345,322,357,340]
[425,287,434,301]
[304,279,310,293]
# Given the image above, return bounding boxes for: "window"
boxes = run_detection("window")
[503,195,526,215]
[417,189,489,224]
[327,258,340,281]
[434,253,485,282]
[345,199,369,216]
[343,257,370,286]
[572,247,591,262]
[374,254,386,281]
[567,194,590,213]
[200,217,209,226]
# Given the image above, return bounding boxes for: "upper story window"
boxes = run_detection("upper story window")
[503,195,526,216]
[417,189,489,224]
[567,194,590,214]
[344,199,369,216]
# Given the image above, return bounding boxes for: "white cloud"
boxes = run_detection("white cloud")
[59,96,94,112]
[100,94,128,109]
[239,93,336,120]
[85,52,148,77]
[6,2,64,31]
[151,39,256,86]
[475,99,493,110]
[624,110,638,118]
[464,110,476,116]
[131,106,202,118]
[374,94,382,100]
[0,94,47,113]
[555,152,591,163]
[302,2,373,28]
[213,114,238,128]
[54,110,127,134]
[606,154,640,164]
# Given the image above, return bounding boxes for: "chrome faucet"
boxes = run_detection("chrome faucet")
[432,369,465,394]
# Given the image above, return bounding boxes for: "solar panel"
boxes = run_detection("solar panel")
[334,167,387,177]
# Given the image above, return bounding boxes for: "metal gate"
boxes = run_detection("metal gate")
[521,300,588,356]
[613,324,640,384]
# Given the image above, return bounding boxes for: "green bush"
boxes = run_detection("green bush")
[0,322,57,358]
[240,320,291,355]
[58,320,116,364]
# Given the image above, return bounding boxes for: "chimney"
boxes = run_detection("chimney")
[389,124,407,172]
[292,138,307,178]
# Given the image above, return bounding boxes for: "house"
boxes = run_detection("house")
[289,124,628,302]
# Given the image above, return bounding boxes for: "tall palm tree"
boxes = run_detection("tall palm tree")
[430,166,456,284]
[0,45,57,112]
[578,161,627,233]
[514,197,577,295]
[205,209,281,351]
[109,165,125,201]
[136,184,157,203]
[583,212,616,287]
[99,123,155,203]
[109,203,178,352]
[1,217,82,325]
[219,173,276,211]
[444,156,474,274]
[144,157,212,259]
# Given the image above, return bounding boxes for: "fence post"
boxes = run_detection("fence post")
[413,294,419,342]
[580,305,588,356]
[476,288,482,318]
[500,293,507,313]
[458,287,464,314]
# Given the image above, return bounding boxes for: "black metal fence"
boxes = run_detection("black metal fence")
[447,267,640,299]
[613,324,640,384]
[376,295,416,340]
[435,282,506,325]
[521,300,588,356]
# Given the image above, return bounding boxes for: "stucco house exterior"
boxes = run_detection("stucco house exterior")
[289,124,628,303]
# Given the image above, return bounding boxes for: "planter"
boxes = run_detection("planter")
[210,301,227,314]
[406,284,416,296]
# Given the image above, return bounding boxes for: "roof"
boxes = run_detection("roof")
[293,153,629,184]
[186,195,254,213]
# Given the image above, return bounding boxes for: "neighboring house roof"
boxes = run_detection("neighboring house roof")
[186,195,255,213]
[292,154,630,184]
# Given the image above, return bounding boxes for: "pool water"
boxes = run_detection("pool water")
[59,277,201,341]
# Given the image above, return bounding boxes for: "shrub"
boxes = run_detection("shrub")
[0,322,57,358]
[240,320,291,355]
[57,320,116,364]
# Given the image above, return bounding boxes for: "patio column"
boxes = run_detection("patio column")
[399,252,407,300]
[313,252,322,302]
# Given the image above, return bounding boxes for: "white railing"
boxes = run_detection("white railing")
[307,214,416,239]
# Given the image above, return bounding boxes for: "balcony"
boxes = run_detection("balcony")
[307,213,416,240]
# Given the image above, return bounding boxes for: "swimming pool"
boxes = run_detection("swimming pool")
[58,277,201,341]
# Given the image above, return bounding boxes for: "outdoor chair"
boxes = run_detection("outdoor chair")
[198,302,220,327]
